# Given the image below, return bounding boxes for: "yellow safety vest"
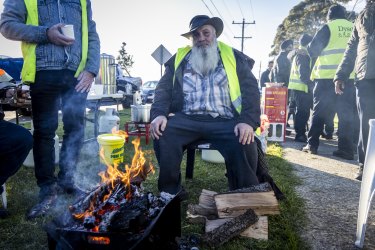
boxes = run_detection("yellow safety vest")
[174,41,242,113]
[311,19,355,80]
[289,47,309,93]
[22,0,88,83]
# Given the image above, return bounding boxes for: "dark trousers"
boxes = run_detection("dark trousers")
[0,120,33,190]
[356,79,375,165]
[307,79,337,149]
[291,90,312,138]
[337,80,357,154]
[30,70,87,198]
[155,113,259,194]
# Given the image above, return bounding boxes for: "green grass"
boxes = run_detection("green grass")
[0,109,309,250]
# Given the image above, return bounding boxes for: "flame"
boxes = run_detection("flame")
[72,129,155,229]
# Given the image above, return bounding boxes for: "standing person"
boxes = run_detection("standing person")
[302,4,354,154]
[288,34,314,142]
[334,0,375,180]
[260,60,273,89]
[150,15,260,195]
[0,0,100,219]
[269,39,294,128]
[0,71,33,219]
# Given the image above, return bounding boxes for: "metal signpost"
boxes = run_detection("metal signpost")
[151,44,172,77]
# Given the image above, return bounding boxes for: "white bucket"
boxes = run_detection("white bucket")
[99,108,120,133]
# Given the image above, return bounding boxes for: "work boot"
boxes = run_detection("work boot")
[333,149,354,160]
[294,135,307,143]
[355,164,363,181]
[58,183,88,200]
[302,144,317,154]
[26,194,57,220]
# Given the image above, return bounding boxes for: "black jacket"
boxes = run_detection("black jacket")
[269,51,291,86]
[294,49,314,90]
[260,69,270,88]
[335,3,375,81]
[151,47,260,129]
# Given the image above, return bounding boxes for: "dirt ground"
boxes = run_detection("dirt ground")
[282,130,375,250]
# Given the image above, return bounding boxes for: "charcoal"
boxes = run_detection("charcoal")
[83,215,96,229]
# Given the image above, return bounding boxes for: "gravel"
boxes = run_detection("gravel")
[281,133,375,250]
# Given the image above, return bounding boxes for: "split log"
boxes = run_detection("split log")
[186,211,207,224]
[206,216,268,240]
[214,191,280,217]
[202,208,258,248]
[187,204,217,220]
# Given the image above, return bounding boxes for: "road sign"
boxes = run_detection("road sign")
[151,44,172,65]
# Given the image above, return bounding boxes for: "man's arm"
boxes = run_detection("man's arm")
[296,53,313,86]
[0,0,49,43]
[308,25,330,59]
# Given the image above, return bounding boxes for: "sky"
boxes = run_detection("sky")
[0,0,366,82]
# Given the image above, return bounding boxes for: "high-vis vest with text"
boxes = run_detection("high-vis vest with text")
[289,47,309,93]
[310,19,355,80]
[174,41,242,113]
[22,0,88,83]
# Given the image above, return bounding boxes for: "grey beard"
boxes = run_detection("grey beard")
[190,41,220,76]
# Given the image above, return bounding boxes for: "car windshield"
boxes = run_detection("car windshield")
[143,81,158,89]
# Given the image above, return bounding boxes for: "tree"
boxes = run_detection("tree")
[117,42,134,76]
[270,0,355,56]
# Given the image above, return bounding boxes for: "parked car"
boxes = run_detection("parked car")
[115,65,143,108]
[140,81,158,103]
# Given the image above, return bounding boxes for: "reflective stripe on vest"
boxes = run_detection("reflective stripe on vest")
[22,0,88,83]
[310,19,354,80]
[174,41,242,113]
[288,47,308,93]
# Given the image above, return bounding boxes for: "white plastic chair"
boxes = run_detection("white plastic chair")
[1,183,7,209]
[355,119,375,248]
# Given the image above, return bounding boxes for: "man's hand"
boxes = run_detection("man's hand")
[75,71,94,93]
[234,123,254,145]
[150,115,167,140]
[47,23,75,46]
[334,80,344,95]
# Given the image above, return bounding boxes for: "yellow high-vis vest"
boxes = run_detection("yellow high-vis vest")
[174,41,242,113]
[289,47,309,93]
[310,19,355,80]
[22,0,88,83]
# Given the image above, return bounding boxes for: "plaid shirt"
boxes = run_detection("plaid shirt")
[182,56,233,118]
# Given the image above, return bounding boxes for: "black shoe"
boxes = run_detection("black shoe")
[26,195,57,220]
[0,208,10,219]
[302,144,317,154]
[294,135,307,143]
[333,150,354,160]
[321,132,333,140]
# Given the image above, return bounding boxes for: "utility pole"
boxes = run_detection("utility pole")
[232,18,255,52]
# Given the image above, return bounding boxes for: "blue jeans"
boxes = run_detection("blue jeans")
[30,70,87,198]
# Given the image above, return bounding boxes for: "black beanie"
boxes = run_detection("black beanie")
[327,4,346,20]
[280,39,293,50]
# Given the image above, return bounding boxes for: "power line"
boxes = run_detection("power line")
[201,0,215,16]
[208,0,236,38]
[236,0,245,18]
[249,0,255,21]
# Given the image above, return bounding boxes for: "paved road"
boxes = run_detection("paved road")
[281,130,375,250]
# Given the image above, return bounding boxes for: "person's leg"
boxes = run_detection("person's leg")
[335,80,355,159]
[30,71,61,199]
[58,71,88,191]
[305,80,336,152]
[157,113,201,194]
[206,119,259,190]
[294,91,311,141]
[0,120,33,187]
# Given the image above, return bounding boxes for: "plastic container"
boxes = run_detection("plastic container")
[201,150,225,163]
[23,129,60,167]
[99,108,120,133]
[97,134,125,165]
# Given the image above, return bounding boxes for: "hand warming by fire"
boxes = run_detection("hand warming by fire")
[67,130,172,234]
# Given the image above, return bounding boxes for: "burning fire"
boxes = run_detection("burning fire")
[70,129,155,231]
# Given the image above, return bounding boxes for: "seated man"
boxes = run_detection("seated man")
[0,70,33,218]
[150,15,260,195]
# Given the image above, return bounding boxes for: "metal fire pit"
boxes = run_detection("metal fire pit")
[45,193,181,250]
